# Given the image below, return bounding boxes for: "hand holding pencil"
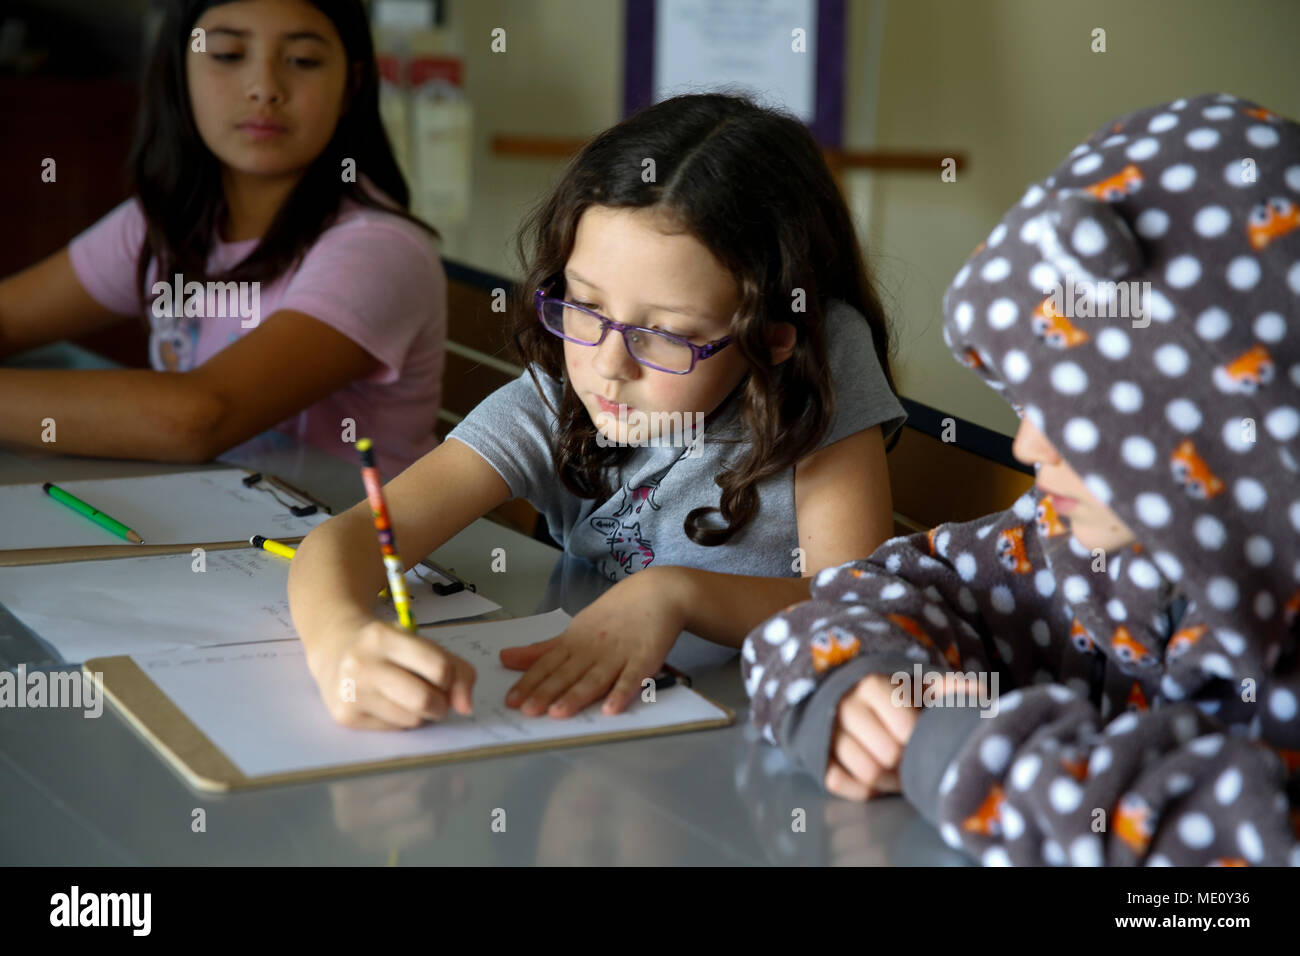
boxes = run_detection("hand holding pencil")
[288,437,477,729]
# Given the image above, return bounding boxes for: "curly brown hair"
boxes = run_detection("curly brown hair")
[512,93,896,547]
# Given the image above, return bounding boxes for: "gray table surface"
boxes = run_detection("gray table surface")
[0,344,963,865]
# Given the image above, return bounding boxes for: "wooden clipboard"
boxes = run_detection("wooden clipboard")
[0,469,330,567]
[83,650,735,794]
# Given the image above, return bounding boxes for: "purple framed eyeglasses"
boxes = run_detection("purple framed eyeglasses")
[534,286,733,375]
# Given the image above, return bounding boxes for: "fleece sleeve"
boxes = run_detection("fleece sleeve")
[920,686,1296,865]
[742,493,1068,783]
[741,489,1300,865]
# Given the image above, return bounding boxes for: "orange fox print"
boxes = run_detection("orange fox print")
[886,613,961,669]
[1247,197,1300,250]
[927,526,940,556]
[1214,344,1275,394]
[1114,793,1154,854]
[1243,106,1277,123]
[1035,496,1068,537]
[1070,618,1096,654]
[1165,624,1206,660]
[1211,858,1249,867]
[1085,163,1143,201]
[996,526,1034,574]
[1285,590,1300,627]
[810,628,862,675]
[1060,750,1089,781]
[1127,681,1149,712]
[1031,298,1090,349]
[1170,440,1225,499]
[1277,749,1300,776]
[887,613,932,647]
[962,784,1006,836]
[1110,626,1155,668]
[960,347,985,370]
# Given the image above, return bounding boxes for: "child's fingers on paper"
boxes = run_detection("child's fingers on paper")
[449,656,476,715]
[371,661,451,722]
[352,688,426,729]
[499,636,562,670]
[824,755,871,802]
[600,661,649,715]
[382,631,467,693]
[549,658,623,718]
[519,652,595,716]
[504,647,571,708]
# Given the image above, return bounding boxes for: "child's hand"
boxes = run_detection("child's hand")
[825,673,919,801]
[308,616,477,729]
[500,567,686,718]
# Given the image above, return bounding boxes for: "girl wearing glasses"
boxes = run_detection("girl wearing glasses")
[291,93,906,728]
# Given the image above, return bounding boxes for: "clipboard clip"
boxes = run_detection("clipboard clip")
[414,560,477,596]
[652,663,691,690]
[241,472,326,517]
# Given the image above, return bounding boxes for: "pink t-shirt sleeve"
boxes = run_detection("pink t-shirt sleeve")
[67,197,149,317]
[275,216,444,385]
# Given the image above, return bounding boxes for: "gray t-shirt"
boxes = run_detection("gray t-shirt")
[447,299,906,583]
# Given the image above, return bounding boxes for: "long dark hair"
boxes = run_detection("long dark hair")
[513,93,897,547]
[129,0,436,301]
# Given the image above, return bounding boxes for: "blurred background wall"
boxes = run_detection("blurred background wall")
[2,0,1297,435]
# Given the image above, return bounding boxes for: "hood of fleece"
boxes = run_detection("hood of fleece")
[941,93,1300,743]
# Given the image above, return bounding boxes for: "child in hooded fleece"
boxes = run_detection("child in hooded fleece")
[743,93,1300,866]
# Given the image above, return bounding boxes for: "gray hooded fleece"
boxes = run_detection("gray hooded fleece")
[742,93,1300,866]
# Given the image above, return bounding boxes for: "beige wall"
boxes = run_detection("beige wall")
[440,0,1300,436]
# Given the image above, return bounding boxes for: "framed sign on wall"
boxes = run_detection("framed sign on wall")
[623,0,846,147]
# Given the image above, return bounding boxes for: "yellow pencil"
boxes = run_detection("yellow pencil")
[250,534,296,561]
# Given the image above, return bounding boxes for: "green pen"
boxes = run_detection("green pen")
[42,482,145,544]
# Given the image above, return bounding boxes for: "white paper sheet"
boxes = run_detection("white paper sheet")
[125,609,727,779]
[0,468,329,550]
[0,549,499,663]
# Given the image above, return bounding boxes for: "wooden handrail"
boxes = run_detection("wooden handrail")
[490,134,966,173]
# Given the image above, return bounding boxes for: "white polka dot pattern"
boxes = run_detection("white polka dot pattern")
[735,94,1300,870]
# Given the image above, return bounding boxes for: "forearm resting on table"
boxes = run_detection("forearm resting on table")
[0,367,224,461]
[667,568,812,649]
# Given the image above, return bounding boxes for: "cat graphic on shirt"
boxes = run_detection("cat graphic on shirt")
[590,478,663,580]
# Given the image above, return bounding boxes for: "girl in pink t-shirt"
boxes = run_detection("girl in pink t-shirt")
[0,0,444,478]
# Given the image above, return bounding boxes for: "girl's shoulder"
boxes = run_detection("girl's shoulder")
[327,181,440,264]
[819,298,907,442]
[823,298,872,345]
[821,297,883,372]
